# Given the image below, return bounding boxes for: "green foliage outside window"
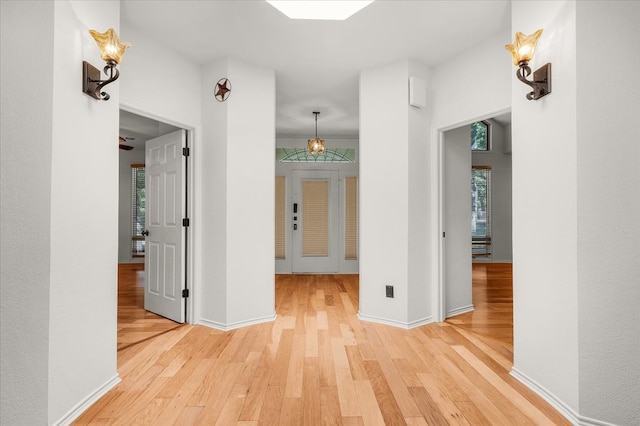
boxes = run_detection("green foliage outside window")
[471,121,489,151]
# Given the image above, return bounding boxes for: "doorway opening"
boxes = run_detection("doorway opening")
[118,109,193,346]
[438,111,512,328]
[275,140,359,275]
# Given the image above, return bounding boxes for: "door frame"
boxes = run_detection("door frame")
[120,104,196,325]
[433,107,511,322]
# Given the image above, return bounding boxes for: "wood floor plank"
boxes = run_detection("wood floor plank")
[320,386,343,426]
[192,362,244,424]
[302,359,321,425]
[238,366,270,421]
[73,265,571,426]
[284,331,305,397]
[279,397,303,425]
[453,344,558,425]
[335,366,361,417]
[353,380,386,426]
[257,385,284,425]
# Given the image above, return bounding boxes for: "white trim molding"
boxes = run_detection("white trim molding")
[446,304,474,318]
[198,312,277,332]
[510,368,620,426]
[357,313,433,329]
[53,374,121,426]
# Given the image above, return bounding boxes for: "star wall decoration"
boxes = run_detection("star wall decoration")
[215,78,231,102]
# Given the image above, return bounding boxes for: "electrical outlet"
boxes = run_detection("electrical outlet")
[385,285,394,298]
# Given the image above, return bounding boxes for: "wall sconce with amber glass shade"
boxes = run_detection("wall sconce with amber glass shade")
[82,28,131,101]
[506,29,551,100]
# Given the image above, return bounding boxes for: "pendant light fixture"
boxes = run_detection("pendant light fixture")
[307,111,325,155]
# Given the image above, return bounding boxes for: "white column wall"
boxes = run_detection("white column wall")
[199,58,276,330]
[407,61,432,326]
[575,2,640,424]
[199,60,229,326]
[510,0,581,416]
[0,2,54,424]
[359,59,431,327]
[47,1,122,423]
[359,61,410,326]
[226,60,276,327]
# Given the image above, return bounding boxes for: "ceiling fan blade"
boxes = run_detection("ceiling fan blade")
[119,144,134,150]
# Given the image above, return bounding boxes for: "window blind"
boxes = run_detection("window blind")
[302,180,329,257]
[345,177,358,260]
[471,165,492,257]
[131,164,145,257]
[275,176,286,259]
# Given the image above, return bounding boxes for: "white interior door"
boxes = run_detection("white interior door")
[292,170,339,273]
[144,130,186,323]
[443,126,473,318]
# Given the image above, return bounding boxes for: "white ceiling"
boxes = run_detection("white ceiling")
[119,0,511,143]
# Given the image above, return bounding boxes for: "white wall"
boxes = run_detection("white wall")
[407,61,432,326]
[119,25,201,129]
[512,3,640,424]
[441,119,512,318]
[443,126,473,317]
[431,32,513,131]
[48,1,122,423]
[1,2,54,424]
[118,148,145,263]
[1,1,122,424]
[510,0,581,417]
[472,120,512,262]
[575,2,640,424]
[199,58,276,330]
[200,60,229,326]
[359,61,410,327]
[359,59,431,328]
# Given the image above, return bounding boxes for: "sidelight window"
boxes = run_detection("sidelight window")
[131,164,145,257]
[472,166,492,257]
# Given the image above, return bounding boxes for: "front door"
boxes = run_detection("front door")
[292,170,339,273]
[144,130,186,323]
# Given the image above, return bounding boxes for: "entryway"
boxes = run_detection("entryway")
[118,109,192,324]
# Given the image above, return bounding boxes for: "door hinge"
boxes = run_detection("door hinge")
[182,218,190,227]
[183,147,190,157]
[443,232,446,238]
[182,288,189,298]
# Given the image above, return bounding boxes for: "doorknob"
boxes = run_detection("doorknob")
[142,230,149,236]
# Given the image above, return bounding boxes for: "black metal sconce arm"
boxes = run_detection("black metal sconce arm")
[516,61,552,101]
[82,60,120,101]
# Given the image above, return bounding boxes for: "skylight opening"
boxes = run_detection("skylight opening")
[266,1,374,21]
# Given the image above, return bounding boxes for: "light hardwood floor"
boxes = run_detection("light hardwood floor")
[73,263,568,425]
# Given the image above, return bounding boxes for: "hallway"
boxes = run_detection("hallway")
[73,266,567,425]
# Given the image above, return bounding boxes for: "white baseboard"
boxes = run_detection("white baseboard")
[53,374,121,426]
[446,304,474,318]
[199,312,277,332]
[407,316,434,328]
[510,368,620,426]
[357,313,433,329]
